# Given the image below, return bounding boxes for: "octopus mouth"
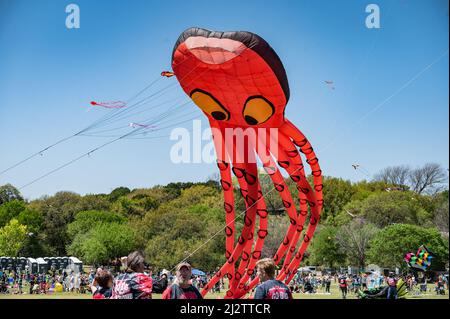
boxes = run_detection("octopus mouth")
[184,36,247,64]
[172,27,291,101]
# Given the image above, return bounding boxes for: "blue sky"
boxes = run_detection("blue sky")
[0,0,448,200]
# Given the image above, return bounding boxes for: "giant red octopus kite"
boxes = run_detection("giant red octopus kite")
[170,27,323,298]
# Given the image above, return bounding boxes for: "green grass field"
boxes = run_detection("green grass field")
[0,283,448,299]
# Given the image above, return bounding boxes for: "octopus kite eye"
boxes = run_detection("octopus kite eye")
[190,89,230,121]
[243,96,274,125]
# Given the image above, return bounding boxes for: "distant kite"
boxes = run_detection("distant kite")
[129,123,156,129]
[352,164,360,170]
[324,80,335,90]
[90,101,127,109]
[161,71,175,78]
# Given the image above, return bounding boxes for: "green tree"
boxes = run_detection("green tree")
[0,200,27,227]
[67,210,126,239]
[0,184,23,205]
[336,218,379,268]
[367,224,449,270]
[28,191,83,255]
[68,223,137,265]
[320,177,356,223]
[333,191,433,228]
[17,208,43,234]
[0,219,28,256]
[352,180,396,201]
[108,187,131,202]
[309,226,345,267]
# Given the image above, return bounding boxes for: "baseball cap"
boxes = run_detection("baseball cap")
[176,262,192,272]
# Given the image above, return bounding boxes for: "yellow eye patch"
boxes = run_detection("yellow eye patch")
[243,96,274,125]
[190,89,230,121]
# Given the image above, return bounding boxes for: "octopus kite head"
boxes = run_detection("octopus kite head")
[172,27,290,128]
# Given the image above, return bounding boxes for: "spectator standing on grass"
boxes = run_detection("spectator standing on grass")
[152,271,169,294]
[111,251,153,299]
[325,274,331,294]
[162,262,203,299]
[74,272,81,293]
[362,274,367,290]
[69,272,75,292]
[338,274,348,299]
[386,273,398,299]
[253,258,293,299]
[442,274,448,291]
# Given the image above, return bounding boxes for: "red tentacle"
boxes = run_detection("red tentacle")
[277,121,323,283]
[209,121,237,288]
[233,129,295,298]
[226,142,259,297]
[201,127,259,298]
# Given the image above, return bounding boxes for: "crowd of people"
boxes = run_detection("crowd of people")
[1,251,448,300]
[0,269,93,295]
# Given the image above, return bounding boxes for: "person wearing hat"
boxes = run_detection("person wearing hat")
[162,262,203,299]
[152,269,170,294]
[111,251,153,299]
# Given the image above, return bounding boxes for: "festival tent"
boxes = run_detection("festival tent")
[192,269,206,276]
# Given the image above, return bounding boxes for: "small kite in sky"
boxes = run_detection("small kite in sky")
[90,101,127,109]
[324,80,335,90]
[161,71,175,78]
[129,123,157,129]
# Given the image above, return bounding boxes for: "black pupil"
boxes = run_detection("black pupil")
[211,111,226,120]
[245,115,258,125]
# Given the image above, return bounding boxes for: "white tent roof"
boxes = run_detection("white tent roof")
[69,256,82,263]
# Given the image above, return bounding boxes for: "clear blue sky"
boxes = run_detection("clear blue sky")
[0,0,448,200]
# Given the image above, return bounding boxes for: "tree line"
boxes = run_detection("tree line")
[0,162,448,272]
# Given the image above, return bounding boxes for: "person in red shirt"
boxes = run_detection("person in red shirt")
[338,274,348,299]
[162,262,202,299]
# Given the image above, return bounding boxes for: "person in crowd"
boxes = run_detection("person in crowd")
[435,275,445,295]
[362,273,367,290]
[162,262,203,299]
[111,251,153,299]
[338,273,348,299]
[386,273,398,299]
[324,274,331,294]
[443,274,449,291]
[152,270,169,293]
[213,278,221,293]
[253,258,293,299]
[92,269,113,299]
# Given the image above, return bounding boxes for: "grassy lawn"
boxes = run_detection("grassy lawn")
[0,283,448,299]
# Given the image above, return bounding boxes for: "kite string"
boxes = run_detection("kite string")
[322,48,449,154]
[0,75,165,177]
[16,63,206,189]
[1,57,199,177]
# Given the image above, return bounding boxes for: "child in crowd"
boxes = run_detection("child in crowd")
[92,269,113,299]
